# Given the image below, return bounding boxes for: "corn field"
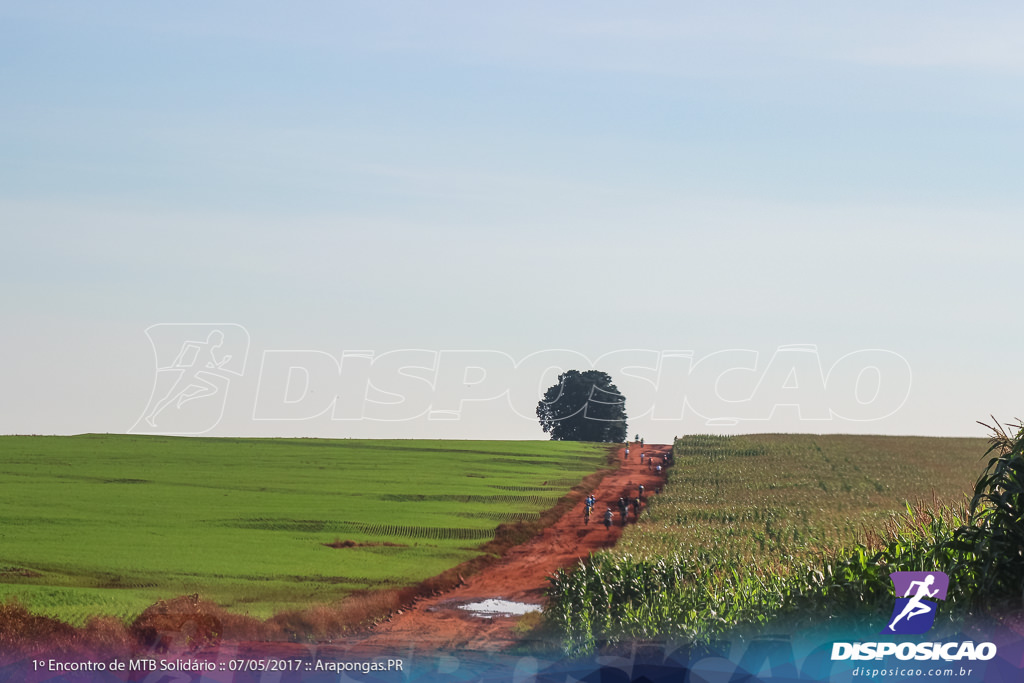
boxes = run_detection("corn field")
[545,426,1024,656]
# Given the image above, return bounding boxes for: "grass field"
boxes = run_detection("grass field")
[0,435,611,625]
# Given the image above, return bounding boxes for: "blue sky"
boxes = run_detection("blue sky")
[2,3,1021,440]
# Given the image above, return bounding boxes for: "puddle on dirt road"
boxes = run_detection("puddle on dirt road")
[457,599,541,619]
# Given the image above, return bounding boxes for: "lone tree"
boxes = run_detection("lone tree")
[536,370,627,442]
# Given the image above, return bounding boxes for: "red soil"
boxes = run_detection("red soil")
[1,444,671,664]
[341,442,672,654]
[223,444,671,661]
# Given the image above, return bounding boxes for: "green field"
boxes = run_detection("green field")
[547,433,993,652]
[618,434,986,565]
[0,435,611,625]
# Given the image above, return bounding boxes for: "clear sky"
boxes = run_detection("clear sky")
[2,3,1021,441]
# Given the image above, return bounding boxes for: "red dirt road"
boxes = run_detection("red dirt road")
[347,443,672,653]
[0,445,673,669]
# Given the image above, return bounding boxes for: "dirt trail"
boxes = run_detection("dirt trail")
[220,444,671,661]
[345,442,673,654]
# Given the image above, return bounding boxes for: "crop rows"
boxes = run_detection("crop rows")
[492,484,559,492]
[546,432,991,655]
[223,518,494,540]
[454,511,539,522]
[338,522,495,541]
[380,493,559,506]
[492,457,598,471]
[0,435,612,623]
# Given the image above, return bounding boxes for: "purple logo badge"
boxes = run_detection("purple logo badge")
[882,571,949,635]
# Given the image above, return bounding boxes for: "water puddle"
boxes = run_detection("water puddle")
[457,599,541,619]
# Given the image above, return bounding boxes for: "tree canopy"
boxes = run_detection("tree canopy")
[536,370,627,442]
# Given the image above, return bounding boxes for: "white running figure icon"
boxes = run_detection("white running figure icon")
[888,574,939,631]
[144,330,232,427]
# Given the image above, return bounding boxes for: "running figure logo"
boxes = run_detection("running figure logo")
[882,571,949,635]
[131,324,249,435]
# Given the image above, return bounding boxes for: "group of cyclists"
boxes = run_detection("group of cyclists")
[583,483,649,531]
[579,442,672,532]
[625,445,665,471]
